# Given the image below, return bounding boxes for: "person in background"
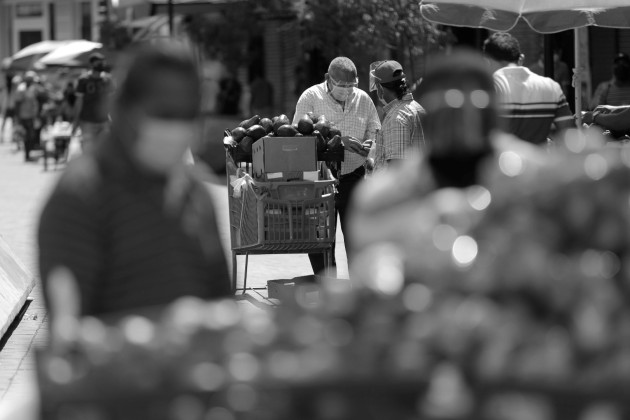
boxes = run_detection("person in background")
[249,72,274,117]
[61,82,77,122]
[0,71,16,143]
[293,56,381,276]
[529,48,571,98]
[582,104,630,137]
[590,53,630,109]
[39,41,232,339]
[370,60,425,173]
[484,33,575,145]
[14,71,47,161]
[218,73,242,115]
[73,52,115,151]
[349,49,547,258]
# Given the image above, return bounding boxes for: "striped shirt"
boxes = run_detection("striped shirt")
[494,66,573,145]
[591,81,630,108]
[293,82,381,175]
[373,93,425,172]
[38,145,232,318]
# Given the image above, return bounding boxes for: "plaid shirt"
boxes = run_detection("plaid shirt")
[294,82,381,175]
[373,93,426,172]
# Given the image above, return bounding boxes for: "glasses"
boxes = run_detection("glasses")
[329,75,358,88]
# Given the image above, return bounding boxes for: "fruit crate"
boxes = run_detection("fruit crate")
[256,180,336,201]
[227,157,336,253]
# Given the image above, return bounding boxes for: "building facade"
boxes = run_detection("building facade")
[0,0,101,63]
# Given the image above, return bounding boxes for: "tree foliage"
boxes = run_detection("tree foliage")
[299,0,448,83]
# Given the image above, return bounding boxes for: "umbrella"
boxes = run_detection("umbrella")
[419,0,630,125]
[3,40,71,72]
[37,40,104,68]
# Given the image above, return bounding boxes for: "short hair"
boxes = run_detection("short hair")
[483,32,522,63]
[328,57,357,77]
[115,41,201,109]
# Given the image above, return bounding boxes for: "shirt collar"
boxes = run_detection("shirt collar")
[383,92,413,114]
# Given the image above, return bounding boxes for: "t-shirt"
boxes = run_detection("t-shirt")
[293,82,381,175]
[14,83,44,120]
[76,71,114,123]
[494,66,573,145]
[591,81,630,108]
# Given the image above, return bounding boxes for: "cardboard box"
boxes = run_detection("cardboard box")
[253,137,317,180]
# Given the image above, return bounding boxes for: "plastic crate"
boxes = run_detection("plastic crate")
[256,180,336,201]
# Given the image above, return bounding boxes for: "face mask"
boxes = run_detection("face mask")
[134,118,197,174]
[330,83,353,102]
[93,63,105,72]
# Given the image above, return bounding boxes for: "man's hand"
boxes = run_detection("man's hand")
[342,136,369,157]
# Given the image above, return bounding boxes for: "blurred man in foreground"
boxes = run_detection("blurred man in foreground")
[39,42,232,345]
[293,56,380,276]
[484,32,574,145]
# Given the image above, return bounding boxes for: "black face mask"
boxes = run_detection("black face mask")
[93,63,105,72]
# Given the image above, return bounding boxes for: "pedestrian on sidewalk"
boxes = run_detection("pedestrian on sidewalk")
[369,60,426,173]
[14,71,48,161]
[72,52,115,152]
[39,41,232,344]
[293,56,381,277]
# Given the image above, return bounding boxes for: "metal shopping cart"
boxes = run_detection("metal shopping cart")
[226,150,337,292]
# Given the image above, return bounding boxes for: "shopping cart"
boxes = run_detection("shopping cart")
[226,150,337,292]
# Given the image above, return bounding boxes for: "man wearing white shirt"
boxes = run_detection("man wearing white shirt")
[293,57,381,276]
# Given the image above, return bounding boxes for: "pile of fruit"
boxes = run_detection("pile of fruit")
[223,113,354,158]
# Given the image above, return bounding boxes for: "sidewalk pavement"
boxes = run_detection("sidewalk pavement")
[0,132,349,411]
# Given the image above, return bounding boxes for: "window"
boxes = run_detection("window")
[81,1,92,41]
[19,31,43,50]
[16,2,43,18]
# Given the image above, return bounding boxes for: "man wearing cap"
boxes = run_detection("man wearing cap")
[293,56,381,277]
[73,52,115,150]
[370,60,425,172]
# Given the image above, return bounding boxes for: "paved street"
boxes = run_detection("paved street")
[0,126,348,411]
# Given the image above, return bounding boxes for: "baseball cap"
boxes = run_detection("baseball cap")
[372,60,405,84]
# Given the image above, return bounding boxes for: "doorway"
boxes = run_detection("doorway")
[18,30,42,50]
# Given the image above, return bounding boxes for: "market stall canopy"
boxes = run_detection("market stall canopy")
[37,41,104,68]
[3,40,72,72]
[419,0,630,124]
[419,0,630,34]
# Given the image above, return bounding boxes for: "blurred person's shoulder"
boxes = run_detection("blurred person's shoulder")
[490,131,549,166]
[52,154,104,201]
[352,155,433,217]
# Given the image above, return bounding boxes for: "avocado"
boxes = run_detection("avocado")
[240,136,254,153]
[246,124,267,140]
[314,130,327,153]
[276,124,299,137]
[327,134,343,152]
[239,115,261,129]
[313,119,331,139]
[307,112,321,124]
[231,127,247,142]
[259,118,274,133]
[272,114,291,133]
[328,127,342,140]
[223,135,238,149]
[297,114,314,135]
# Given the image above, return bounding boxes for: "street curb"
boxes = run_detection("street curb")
[0,236,36,342]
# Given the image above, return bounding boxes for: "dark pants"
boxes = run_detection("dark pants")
[309,165,365,277]
[19,118,37,161]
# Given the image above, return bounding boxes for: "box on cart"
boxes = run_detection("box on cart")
[253,137,318,181]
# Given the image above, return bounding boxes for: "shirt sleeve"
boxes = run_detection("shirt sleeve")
[38,182,103,318]
[293,89,314,124]
[364,97,381,141]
